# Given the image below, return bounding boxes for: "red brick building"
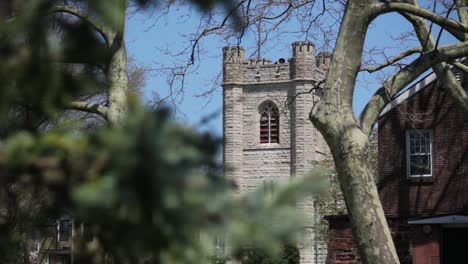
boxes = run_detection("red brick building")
[327,71,468,264]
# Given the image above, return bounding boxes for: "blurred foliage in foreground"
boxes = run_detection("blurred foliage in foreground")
[0,1,330,263]
[240,244,300,264]
[0,104,329,263]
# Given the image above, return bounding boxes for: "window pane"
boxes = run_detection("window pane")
[409,131,431,154]
[410,154,431,175]
[423,134,431,153]
[407,130,432,176]
[259,101,279,144]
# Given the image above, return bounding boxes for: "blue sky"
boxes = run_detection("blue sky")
[125,3,457,137]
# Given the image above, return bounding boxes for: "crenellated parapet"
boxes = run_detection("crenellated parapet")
[223,46,245,83]
[316,52,332,72]
[223,41,329,84]
[290,41,316,80]
[242,58,291,82]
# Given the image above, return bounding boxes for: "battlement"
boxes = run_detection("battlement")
[223,41,329,83]
[317,52,332,72]
[292,41,315,57]
[223,46,245,63]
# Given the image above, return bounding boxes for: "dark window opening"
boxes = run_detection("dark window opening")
[59,220,71,242]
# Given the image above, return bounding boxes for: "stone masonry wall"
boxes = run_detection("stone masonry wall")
[223,42,331,264]
[241,149,291,192]
[223,85,244,193]
[243,61,291,83]
[242,83,292,148]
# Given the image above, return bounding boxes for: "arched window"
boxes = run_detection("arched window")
[259,101,279,144]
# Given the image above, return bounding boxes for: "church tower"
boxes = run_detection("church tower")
[222,42,330,264]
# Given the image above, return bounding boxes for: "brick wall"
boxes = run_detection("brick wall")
[327,217,413,264]
[378,80,468,218]
[327,217,361,264]
[327,74,467,264]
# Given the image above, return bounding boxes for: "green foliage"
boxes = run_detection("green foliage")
[0,0,330,263]
[0,105,329,263]
[240,244,300,264]
[312,140,378,243]
[312,160,346,242]
[0,0,101,135]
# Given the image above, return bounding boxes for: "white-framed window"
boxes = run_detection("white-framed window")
[406,129,433,177]
[259,101,279,144]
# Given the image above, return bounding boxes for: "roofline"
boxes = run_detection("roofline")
[379,72,437,117]
[408,214,468,224]
[379,58,466,117]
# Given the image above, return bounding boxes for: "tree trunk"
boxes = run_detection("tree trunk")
[328,130,398,264]
[310,0,399,263]
[105,1,129,126]
[106,36,129,125]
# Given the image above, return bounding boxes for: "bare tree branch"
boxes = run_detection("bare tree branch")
[402,0,468,116]
[359,41,468,134]
[148,0,338,109]
[456,0,468,40]
[433,63,468,113]
[68,101,109,120]
[452,61,468,72]
[360,47,422,72]
[188,0,246,66]
[434,1,455,49]
[50,5,110,45]
[376,2,468,34]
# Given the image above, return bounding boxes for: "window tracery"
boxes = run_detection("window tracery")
[259,101,279,144]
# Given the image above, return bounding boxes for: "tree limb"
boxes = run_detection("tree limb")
[456,0,468,40]
[68,101,109,120]
[376,2,468,34]
[433,63,468,114]
[360,47,422,72]
[50,5,110,45]
[402,0,468,117]
[359,41,468,134]
[452,61,468,72]
[189,1,246,66]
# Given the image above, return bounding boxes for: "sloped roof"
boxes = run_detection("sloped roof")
[379,60,464,117]
[408,214,468,224]
[379,72,437,117]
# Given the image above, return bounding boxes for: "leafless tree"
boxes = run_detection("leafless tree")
[147,1,468,263]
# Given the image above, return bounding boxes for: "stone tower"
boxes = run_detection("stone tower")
[222,42,330,264]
